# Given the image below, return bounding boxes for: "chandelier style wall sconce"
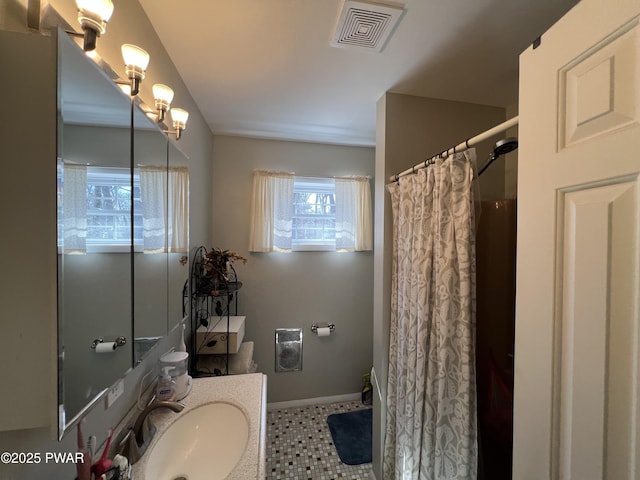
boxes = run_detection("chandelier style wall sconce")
[76,0,114,52]
[121,44,150,96]
[152,84,174,123]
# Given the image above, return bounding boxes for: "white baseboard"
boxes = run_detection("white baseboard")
[267,392,361,410]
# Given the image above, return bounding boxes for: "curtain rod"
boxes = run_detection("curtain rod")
[389,115,519,182]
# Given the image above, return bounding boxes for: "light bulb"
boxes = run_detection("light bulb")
[153,84,174,104]
[170,108,189,140]
[121,44,150,71]
[153,84,174,122]
[76,0,114,51]
[170,108,189,129]
[76,0,114,24]
[121,44,150,96]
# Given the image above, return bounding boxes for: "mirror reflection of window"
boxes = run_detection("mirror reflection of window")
[57,165,187,254]
[140,166,188,254]
[86,167,140,251]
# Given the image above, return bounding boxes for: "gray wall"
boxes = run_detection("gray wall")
[372,92,506,478]
[211,135,374,403]
[0,1,213,478]
[0,28,57,435]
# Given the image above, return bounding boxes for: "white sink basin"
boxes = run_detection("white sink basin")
[144,401,250,480]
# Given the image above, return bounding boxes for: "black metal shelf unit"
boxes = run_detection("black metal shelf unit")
[189,246,242,376]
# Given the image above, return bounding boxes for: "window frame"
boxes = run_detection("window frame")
[57,166,144,254]
[292,176,336,252]
[85,167,142,253]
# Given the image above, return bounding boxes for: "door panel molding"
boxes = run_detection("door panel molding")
[553,175,640,479]
[558,17,639,150]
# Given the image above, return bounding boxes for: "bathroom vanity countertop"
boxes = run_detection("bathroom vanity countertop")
[132,373,267,480]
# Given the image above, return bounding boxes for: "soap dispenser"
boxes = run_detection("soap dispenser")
[156,367,176,401]
[159,348,192,401]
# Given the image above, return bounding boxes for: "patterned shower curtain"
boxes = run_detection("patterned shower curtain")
[384,150,478,480]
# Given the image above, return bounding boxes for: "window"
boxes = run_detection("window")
[57,165,142,253]
[249,170,372,253]
[292,177,336,251]
[58,165,188,254]
[86,167,142,249]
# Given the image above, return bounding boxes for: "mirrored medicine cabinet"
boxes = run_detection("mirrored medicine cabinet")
[57,30,189,437]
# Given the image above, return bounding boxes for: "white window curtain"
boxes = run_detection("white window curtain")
[249,170,294,252]
[335,176,373,251]
[167,166,188,253]
[63,163,87,254]
[140,166,188,254]
[140,166,167,253]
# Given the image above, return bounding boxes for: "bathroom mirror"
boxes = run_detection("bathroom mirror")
[56,30,189,437]
[167,141,189,334]
[133,106,170,363]
[57,33,133,428]
[132,109,190,363]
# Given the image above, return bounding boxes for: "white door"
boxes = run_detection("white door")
[514,0,640,478]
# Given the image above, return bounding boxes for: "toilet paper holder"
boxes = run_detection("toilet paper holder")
[311,323,335,334]
[90,336,127,350]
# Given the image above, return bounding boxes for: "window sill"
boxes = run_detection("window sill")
[291,242,336,252]
[57,244,146,254]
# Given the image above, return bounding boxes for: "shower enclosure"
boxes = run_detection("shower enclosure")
[476,198,517,480]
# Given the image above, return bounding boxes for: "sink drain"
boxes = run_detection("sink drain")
[173,477,187,480]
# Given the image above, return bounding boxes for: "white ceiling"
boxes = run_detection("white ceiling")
[139,0,579,146]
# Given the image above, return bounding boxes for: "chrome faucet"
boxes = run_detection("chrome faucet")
[125,400,185,464]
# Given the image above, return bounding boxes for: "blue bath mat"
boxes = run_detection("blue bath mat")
[327,408,373,465]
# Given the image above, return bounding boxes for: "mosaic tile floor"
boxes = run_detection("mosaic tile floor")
[266,400,373,480]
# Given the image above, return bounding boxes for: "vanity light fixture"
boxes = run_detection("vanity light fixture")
[152,84,174,123]
[76,0,114,52]
[121,44,150,96]
[168,108,189,140]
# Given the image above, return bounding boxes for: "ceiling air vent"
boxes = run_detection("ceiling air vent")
[331,0,405,53]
